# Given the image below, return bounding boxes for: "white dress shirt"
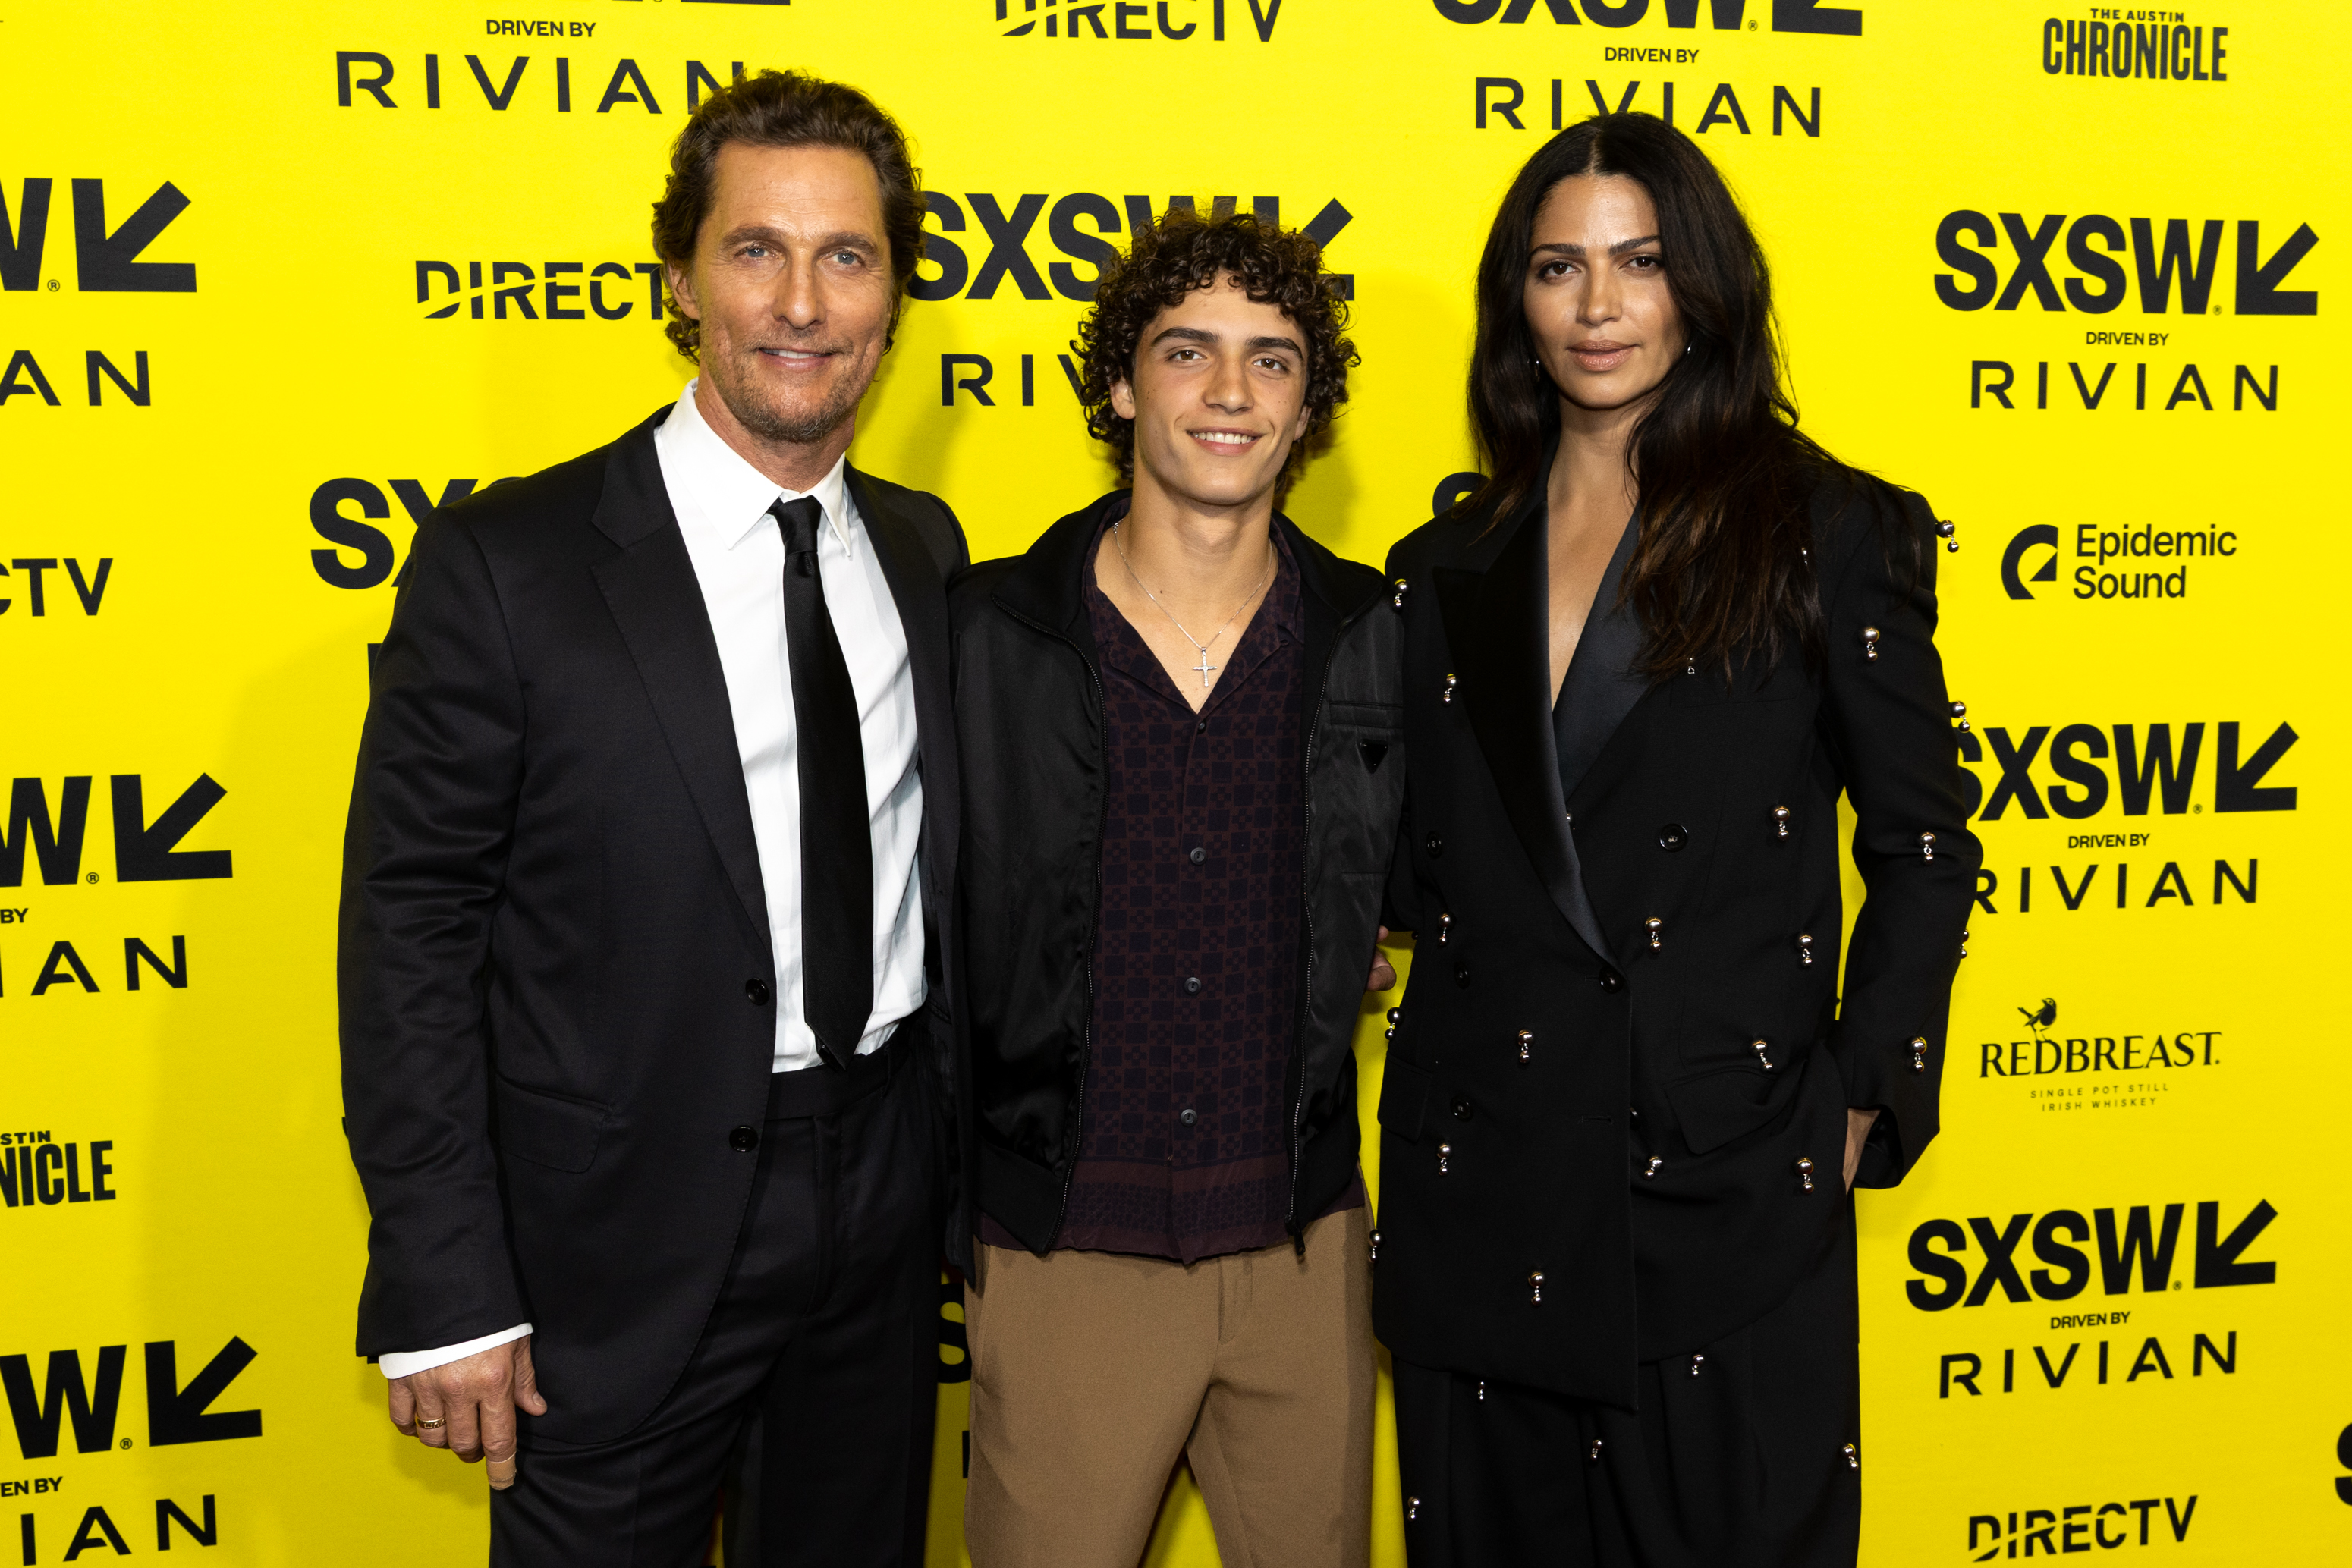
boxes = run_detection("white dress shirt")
[381,381,929,1380]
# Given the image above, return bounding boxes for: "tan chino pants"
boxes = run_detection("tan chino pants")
[963,1207,1374,1568]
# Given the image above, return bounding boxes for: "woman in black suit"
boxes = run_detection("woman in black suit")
[1375,114,1980,1566]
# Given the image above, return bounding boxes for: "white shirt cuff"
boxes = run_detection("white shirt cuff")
[378,1324,533,1380]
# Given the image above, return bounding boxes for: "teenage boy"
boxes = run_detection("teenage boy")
[948,209,1402,1567]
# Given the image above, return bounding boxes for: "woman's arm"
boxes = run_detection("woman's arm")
[1815,482,1983,1188]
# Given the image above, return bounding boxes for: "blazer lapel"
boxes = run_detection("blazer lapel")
[1435,495,1615,966]
[846,467,958,919]
[588,415,772,952]
[1552,512,1650,802]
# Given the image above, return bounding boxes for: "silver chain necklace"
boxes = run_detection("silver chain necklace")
[1112,520,1277,690]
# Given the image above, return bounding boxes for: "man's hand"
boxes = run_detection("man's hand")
[388,1336,546,1490]
[1843,1108,1881,1192]
[1366,927,1397,992]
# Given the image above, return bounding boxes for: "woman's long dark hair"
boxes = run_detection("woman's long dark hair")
[1466,113,1857,677]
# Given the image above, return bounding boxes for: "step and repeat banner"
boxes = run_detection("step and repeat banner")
[4,0,2342,1562]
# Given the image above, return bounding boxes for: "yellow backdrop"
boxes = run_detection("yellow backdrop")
[5,0,2342,1562]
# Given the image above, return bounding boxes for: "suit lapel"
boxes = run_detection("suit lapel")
[588,416,772,951]
[1552,511,1650,802]
[1434,495,1615,965]
[846,467,958,917]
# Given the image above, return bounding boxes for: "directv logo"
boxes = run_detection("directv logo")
[995,0,1285,42]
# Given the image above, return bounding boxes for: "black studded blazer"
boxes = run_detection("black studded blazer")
[1372,469,1979,1409]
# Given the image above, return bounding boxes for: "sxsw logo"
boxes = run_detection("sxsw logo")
[0,179,195,293]
[1934,211,2316,315]
[917,193,1354,301]
[2,1337,260,1458]
[1432,0,1862,35]
[2,775,233,886]
[1954,720,2294,821]
[1906,1198,2275,1311]
[995,0,1286,41]
[309,477,514,591]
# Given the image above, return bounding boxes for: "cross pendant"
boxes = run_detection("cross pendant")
[1192,648,1218,687]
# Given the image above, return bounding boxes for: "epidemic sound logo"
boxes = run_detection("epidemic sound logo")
[1433,0,1861,34]
[994,0,1286,41]
[2,1337,260,1458]
[918,192,1354,301]
[1967,1497,2197,1557]
[1906,1198,2275,1310]
[0,179,194,293]
[2001,520,2240,602]
[2041,15,2229,81]
[2,775,232,886]
[1934,210,2316,315]
[1954,719,2294,820]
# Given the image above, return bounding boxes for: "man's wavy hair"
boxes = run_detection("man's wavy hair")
[1074,209,1357,485]
[650,69,926,361]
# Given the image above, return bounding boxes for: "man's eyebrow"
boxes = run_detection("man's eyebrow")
[718,225,881,252]
[1530,233,1662,259]
[1146,327,1306,357]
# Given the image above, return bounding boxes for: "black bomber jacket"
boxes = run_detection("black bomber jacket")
[948,492,1406,1255]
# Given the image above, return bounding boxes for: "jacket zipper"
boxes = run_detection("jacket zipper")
[1001,603,1109,1247]
[1285,595,1375,1247]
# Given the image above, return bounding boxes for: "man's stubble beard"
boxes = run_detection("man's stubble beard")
[705,337,878,447]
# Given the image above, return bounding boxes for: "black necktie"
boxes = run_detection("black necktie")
[773,495,872,1069]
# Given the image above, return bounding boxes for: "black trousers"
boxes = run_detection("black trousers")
[1393,1210,1860,1568]
[490,1029,939,1568]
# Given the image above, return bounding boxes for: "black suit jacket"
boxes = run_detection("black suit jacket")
[338,406,969,1443]
[1373,471,1979,1409]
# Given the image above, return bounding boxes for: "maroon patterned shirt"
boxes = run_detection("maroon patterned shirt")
[983,514,1360,1262]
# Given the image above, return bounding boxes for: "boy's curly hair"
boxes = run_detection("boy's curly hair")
[1073,208,1357,484]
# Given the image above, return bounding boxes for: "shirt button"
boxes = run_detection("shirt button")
[1179,1108,1198,1127]
[1196,718,1208,734]
[1184,976,1203,995]
[744,979,771,1007]
[728,1125,760,1152]
[1189,847,1207,865]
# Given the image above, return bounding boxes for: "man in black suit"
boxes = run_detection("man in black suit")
[338,71,965,1565]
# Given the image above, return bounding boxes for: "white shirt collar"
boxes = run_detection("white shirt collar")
[662,378,855,554]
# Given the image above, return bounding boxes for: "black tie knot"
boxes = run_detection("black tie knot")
[771,496,825,570]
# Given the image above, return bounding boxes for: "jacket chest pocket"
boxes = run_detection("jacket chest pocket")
[1314,700,1405,872]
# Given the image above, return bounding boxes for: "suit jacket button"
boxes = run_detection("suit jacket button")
[1454,963,1471,988]
[1425,832,1444,859]
[1598,968,1623,993]
[745,979,772,1007]
[1658,822,1688,850]
[1451,1098,1473,1120]
[728,1125,760,1153]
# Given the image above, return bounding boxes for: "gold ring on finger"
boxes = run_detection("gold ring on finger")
[417,1416,448,1429]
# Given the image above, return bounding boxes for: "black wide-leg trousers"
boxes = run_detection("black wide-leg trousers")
[490,1031,939,1568]
[1394,1210,1860,1568]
